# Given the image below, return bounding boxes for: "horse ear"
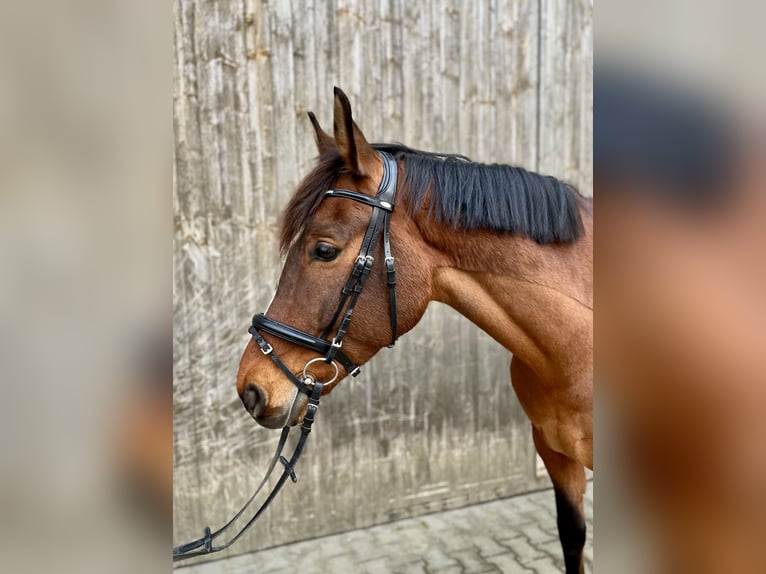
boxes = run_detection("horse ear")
[333,87,374,176]
[307,111,335,154]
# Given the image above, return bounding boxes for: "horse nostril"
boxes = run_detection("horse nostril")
[241,383,267,417]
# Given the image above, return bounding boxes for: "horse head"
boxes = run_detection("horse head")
[236,88,433,428]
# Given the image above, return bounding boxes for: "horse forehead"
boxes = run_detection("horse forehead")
[312,194,371,231]
[334,169,382,195]
[305,218,354,243]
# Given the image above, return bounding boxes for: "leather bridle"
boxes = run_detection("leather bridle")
[173,151,399,561]
[249,150,399,387]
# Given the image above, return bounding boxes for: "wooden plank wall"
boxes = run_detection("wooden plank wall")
[173,0,592,562]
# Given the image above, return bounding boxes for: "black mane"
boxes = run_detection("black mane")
[280,144,586,254]
[374,143,585,244]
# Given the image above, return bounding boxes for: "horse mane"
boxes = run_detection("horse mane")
[280,144,585,255]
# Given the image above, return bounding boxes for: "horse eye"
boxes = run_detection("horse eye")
[313,242,338,261]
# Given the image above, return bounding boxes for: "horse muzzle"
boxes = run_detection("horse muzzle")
[240,381,308,429]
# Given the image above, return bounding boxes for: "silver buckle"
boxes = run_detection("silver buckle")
[349,366,361,377]
[385,256,395,264]
[331,337,343,349]
[260,343,273,355]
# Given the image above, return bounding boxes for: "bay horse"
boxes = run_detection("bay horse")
[237,88,593,573]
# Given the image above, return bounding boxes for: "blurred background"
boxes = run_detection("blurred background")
[172,0,592,566]
[0,1,170,573]
[595,2,766,573]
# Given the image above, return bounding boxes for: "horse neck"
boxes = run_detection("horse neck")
[414,197,593,298]
[415,203,593,375]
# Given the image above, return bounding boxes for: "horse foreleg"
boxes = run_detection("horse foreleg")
[533,426,587,574]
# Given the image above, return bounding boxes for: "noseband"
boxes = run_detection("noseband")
[249,150,399,394]
[173,152,399,561]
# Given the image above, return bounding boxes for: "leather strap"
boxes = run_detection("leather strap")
[251,314,360,378]
[173,383,323,561]
[384,211,398,347]
[377,152,398,347]
[324,189,394,211]
[172,425,289,558]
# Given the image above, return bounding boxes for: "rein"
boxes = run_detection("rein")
[173,152,399,561]
[172,383,322,561]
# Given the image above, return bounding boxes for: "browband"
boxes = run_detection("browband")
[324,189,394,211]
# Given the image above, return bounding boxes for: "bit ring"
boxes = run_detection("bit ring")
[302,357,339,385]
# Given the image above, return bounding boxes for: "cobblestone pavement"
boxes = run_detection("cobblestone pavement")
[179,481,593,574]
